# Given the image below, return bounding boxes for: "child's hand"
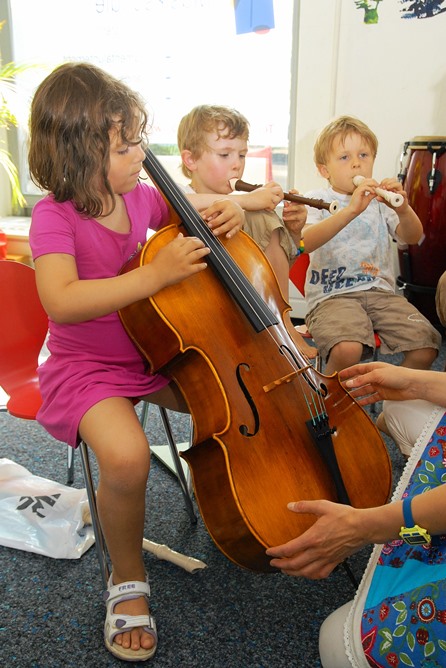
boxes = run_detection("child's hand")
[203,199,244,238]
[282,189,307,238]
[378,177,409,211]
[150,233,210,288]
[348,177,377,216]
[242,182,284,211]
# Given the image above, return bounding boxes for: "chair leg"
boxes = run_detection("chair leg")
[370,337,381,416]
[140,399,149,431]
[78,440,110,589]
[141,402,197,524]
[158,406,197,524]
[66,444,75,485]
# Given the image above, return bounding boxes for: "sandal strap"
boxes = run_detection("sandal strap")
[104,579,151,606]
[114,614,156,632]
[105,612,157,647]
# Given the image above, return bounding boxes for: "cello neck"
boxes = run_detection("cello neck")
[143,149,278,333]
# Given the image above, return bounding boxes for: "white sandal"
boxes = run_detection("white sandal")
[103,574,157,662]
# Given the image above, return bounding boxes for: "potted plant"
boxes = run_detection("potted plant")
[0,19,27,212]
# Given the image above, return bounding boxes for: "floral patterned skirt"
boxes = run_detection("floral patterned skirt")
[345,407,446,668]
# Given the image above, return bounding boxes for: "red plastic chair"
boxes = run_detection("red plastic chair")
[0,260,48,420]
[289,254,312,339]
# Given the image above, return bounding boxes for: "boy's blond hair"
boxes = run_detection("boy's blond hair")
[313,115,378,166]
[177,105,249,178]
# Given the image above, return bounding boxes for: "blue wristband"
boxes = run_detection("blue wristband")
[402,496,415,527]
[400,495,431,545]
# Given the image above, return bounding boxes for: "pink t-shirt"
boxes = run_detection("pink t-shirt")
[30,182,171,447]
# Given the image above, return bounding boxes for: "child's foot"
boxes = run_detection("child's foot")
[104,576,157,662]
[294,325,318,359]
[114,595,156,653]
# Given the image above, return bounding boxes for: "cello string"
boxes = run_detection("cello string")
[144,151,326,406]
[144,152,316,360]
[144,152,278,327]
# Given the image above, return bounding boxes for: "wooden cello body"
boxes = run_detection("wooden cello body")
[119,151,392,573]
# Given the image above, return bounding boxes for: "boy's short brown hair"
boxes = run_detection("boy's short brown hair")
[313,115,378,166]
[177,105,249,178]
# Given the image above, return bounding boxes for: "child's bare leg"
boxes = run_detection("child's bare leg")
[264,229,290,301]
[283,311,318,359]
[324,341,363,375]
[264,231,317,359]
[401,347,437,370]
[79,397,154,654]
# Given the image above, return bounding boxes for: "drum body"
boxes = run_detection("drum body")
[397,136,446,329]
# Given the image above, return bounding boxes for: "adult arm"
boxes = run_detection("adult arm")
[266,485,446,579]
[266,362,446,579]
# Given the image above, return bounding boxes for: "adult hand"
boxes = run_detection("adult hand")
[266,499,366,579]
[339,362,420,406]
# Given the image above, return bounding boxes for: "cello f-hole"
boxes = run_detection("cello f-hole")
[236,363,260,437]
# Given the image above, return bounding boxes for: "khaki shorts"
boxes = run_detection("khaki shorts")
[435,271,446,327]
[243,210,297,265]
[305,288,442,363]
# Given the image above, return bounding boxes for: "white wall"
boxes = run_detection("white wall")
[292,0,446,193]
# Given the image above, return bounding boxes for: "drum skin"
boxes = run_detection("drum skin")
[398,136,446,329]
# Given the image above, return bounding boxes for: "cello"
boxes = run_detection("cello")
[119,149,392,573]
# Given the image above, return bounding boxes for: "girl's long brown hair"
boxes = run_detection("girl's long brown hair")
[28,62,148,218]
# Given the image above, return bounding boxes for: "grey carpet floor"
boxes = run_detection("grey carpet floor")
[1,341,444,668]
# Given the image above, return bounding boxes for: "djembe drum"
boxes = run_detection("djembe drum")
[397,136,446,330]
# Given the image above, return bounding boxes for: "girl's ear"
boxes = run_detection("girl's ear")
[181,149,197,173]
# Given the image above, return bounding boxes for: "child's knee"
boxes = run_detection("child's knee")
[403,347,438,369]
[435,271,446,327]
[325,340,363,373]
[330,340,362,362]
[102,444,150,491]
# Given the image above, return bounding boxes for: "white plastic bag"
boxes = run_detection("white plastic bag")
[0,458,94,559]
